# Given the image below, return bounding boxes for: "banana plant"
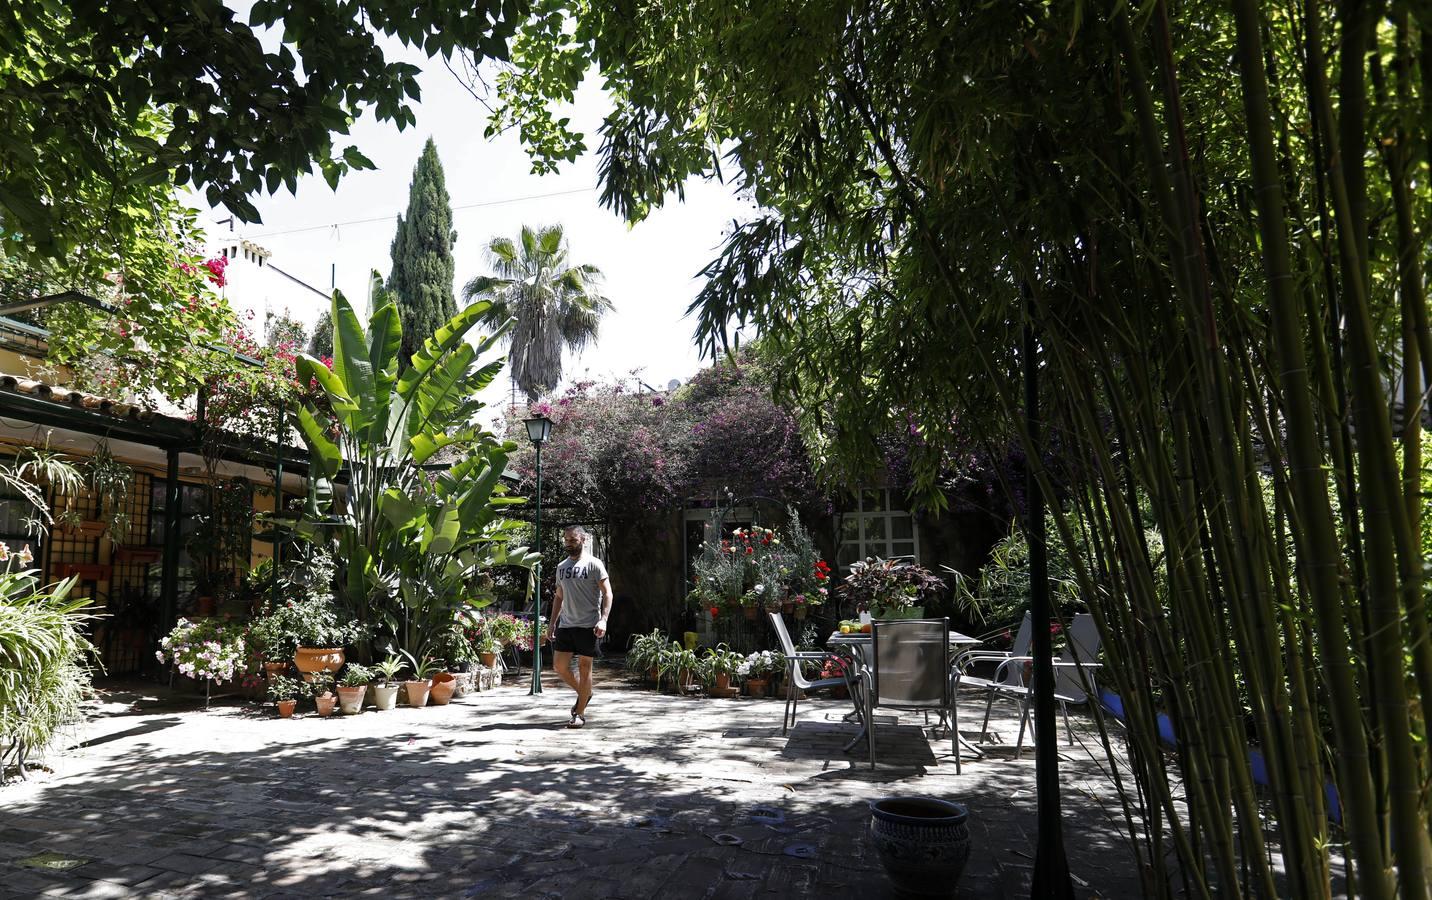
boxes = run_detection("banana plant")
[293,276,540,657]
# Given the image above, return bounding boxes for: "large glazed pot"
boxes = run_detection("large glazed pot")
[868,797,970,896]
[294,647,345,680]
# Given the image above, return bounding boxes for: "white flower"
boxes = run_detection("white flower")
[754,584,765,594]
[16,545,32,566]
[0,543,10,562]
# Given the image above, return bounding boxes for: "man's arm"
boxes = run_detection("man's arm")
[594,577,614,637]
[546,581,564,641]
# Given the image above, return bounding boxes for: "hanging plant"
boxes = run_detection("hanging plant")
[55,440,132,541]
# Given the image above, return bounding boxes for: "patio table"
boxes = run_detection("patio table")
[825,629,982,756]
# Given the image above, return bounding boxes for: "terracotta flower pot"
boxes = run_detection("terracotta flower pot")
[371,684,399,711]
[429,673,456,705]
[478,651,497,669]
[337,685,366,715]
[294,647,345,681]
[263,661,289,681]
[276,699,297,718]
[315,693,337,717]
[403,680,431,708]
[782,602,794,614]
[647,666,659,683]
[794,605,808,620]
[746,677,768,699]
[743,606,758,621]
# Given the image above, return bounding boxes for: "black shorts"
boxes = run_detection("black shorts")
[552,626,602,658]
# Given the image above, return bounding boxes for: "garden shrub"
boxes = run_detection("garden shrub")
[0,568,94,781]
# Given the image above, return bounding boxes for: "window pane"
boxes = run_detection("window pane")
[864,516,886,543]
[891,541,915,559]
[837,543,860,570]
[838,517,859,542]
[891,515,913,539]
[861,488,883,512]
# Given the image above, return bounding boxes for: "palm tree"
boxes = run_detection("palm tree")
[461,224,613,403]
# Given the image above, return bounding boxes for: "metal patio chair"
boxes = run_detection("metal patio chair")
[975,613,1102,756]
[768,612,850,734]
[863,617,954,769]
[947,611,1032,771]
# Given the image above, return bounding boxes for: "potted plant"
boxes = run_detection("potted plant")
[311,672,338,717]
[702,644,744,697]
[738,649,785,698]
[837,556,947,620]
[248,549,363,678]
[156,617,248,697]
[658,642,700,694]
[429,665,457,706]
[267,675,307,718]
[371,655,405,710]
[400,651,441,708]
[337,664,372,715]
[625,629,666,685]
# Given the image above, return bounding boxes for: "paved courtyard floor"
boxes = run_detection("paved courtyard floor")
[1,665,1141,898]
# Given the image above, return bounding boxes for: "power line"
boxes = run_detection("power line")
[242,186,595,240]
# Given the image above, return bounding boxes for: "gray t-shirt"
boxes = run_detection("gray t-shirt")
[556,555,610,628]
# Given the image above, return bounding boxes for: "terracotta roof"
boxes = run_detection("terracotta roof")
[0,373,179,425]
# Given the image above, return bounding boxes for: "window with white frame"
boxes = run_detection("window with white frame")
[836,488,919,572]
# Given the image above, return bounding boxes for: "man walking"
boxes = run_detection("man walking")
[546,525,612,728]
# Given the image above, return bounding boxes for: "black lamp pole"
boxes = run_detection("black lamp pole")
[524,415,553,695]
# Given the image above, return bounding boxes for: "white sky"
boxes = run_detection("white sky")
[205,42,754,412]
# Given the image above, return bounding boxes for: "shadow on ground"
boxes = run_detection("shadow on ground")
[0,671,1143,899]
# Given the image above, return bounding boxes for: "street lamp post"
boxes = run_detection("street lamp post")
[524,414,553,695]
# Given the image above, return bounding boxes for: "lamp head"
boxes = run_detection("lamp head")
[523,414,553,445]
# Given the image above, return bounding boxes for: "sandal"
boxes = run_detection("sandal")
[568,713,586,729]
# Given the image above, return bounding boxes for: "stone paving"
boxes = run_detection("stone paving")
[0,665,1141,898]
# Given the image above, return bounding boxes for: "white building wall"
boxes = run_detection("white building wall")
[205,227,332,346]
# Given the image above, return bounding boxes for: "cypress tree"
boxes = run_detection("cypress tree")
[387,138,457,363]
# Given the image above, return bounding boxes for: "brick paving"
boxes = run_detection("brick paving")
[0,666,1141,898]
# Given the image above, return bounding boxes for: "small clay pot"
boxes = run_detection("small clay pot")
[314,693,337,717]
[429,673,457,705]
[337,685,366,715]
[403,680,431,708]
[478,651,497,669]
[276,699,297,718]
[371,683,399,711]
[746,678,768,699]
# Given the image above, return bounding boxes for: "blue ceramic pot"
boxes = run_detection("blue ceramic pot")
[868,796,970,896]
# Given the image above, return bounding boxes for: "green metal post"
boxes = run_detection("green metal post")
[273,408,284,609]
[530,442,544,694]
[159,447,182,634]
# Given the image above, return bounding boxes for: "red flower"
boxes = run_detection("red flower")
[709,606,719,618]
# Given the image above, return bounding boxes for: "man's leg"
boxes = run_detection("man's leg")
[575,655,594,715]
[553,650,579,694]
